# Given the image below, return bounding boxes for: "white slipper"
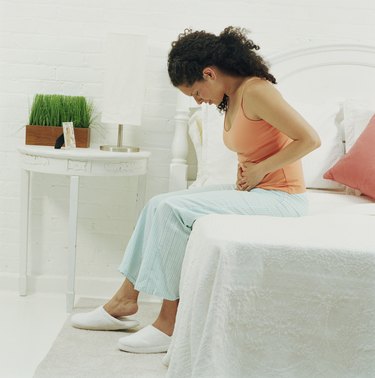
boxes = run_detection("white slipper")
[118,325,171,353]
[71,306,139,331]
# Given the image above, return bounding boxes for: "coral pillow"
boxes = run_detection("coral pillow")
[323,115,375,199]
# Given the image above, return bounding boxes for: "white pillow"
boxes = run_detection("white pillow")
[295,101,345,190]
[342,98,375,152]
[187,109,204,187]
[188,104,237,187]
[200,105,237,186]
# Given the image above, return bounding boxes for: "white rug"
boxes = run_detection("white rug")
[34,298,167,378]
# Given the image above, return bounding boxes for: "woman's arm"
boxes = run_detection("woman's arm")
[238,79,321,191]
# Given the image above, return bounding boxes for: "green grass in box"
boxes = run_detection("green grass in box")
[28,94,93,128]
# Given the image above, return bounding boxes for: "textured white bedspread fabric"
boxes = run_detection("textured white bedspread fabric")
[306,190,374,216]
[166,213,375,378]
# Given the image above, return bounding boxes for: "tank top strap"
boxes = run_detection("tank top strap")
[239,77,263,119]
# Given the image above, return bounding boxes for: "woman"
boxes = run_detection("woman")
[71,27,320,354]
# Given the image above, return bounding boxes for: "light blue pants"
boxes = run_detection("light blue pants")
[118,185,308,300]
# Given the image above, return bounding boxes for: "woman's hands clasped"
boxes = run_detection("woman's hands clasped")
[236,161,266,191]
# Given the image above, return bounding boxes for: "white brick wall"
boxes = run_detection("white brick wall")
[1,0,374,295]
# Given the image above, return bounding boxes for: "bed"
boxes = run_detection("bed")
[165,44,375,378]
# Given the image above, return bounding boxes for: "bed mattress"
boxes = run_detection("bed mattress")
[166,213,375,378]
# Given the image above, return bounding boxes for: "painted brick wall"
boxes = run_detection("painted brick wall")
[0,0,374,295]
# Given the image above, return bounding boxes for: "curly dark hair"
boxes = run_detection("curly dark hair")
[168,26,276,111]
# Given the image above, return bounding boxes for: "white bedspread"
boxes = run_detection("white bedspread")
[306,190,374,215]
[166,214,375,378]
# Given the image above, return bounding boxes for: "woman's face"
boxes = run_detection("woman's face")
[178,68,225,106]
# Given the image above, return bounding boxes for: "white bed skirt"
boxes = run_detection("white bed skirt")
[166,214,375,378]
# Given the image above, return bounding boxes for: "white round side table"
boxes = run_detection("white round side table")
[18,145,151,312]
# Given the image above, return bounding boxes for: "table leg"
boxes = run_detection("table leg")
[67,175,79,312]
[19,169,30,296]
[135,174,147,220]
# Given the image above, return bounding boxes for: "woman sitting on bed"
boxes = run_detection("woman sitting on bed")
[71,26,320,354]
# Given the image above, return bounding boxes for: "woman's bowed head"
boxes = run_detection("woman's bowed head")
[167,26,276,111]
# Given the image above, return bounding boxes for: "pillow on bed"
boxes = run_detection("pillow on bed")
[200,105,237,186]
[187,109,204,187]
[342,98,375,152]
[189,104,237,187]
[323,114,375,200]
[294,101,345,190]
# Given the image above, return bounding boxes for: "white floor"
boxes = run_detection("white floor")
[0,291,68,378]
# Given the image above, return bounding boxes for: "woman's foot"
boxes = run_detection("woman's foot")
[103,278,140,318]
[103,297,138,319]
[152,317,174,337]
[151,298,179,336]
[71,278,140,331]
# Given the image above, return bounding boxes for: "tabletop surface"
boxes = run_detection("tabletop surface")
[18,145,151,161]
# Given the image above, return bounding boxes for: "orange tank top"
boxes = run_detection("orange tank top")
[223,79,306,194]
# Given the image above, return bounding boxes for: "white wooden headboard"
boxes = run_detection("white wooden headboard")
[169,44,375,191]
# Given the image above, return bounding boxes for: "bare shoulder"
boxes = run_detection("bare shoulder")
[242,78,285,119]
[241,78,320,144]
[243,78,280,101]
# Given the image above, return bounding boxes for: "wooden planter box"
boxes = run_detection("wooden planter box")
[25,125,90,148]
